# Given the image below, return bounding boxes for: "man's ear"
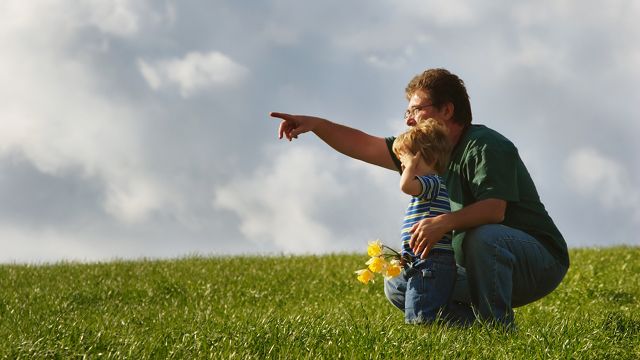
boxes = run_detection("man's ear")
[442,102,455,121]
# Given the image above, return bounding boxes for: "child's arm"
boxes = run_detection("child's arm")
[398,151,424,196]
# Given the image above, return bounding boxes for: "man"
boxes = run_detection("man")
[270,68,569,329]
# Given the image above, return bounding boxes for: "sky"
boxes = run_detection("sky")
[1,0,639,263]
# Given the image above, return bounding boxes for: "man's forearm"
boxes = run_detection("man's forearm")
[409,198,507,257]
[312,119,397,170]
[442,198,506,232]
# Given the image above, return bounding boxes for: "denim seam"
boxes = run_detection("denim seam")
[494,234,548,304]
[532,259,559,300]
[491,240,498,314]
[491,237,520,319]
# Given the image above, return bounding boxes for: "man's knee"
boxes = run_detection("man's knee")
[462,225,502,254]
[462,225,520,271]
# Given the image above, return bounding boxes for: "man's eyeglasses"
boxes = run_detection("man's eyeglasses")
[404,104,436,120]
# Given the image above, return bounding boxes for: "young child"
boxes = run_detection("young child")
[391,118,456,324]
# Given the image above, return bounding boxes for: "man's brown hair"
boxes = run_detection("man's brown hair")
[405,68,472,127]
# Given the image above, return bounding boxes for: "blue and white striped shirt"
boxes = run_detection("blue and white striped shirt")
[401,175,454,259]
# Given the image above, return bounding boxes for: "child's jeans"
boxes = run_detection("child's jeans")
[386,251,457,324]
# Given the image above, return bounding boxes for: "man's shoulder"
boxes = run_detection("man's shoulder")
[462,124,516,151]
[465,124,507,140]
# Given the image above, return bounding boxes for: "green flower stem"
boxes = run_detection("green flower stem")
[379,245,413,270]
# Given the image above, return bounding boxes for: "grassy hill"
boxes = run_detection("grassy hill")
[1,247,639,359]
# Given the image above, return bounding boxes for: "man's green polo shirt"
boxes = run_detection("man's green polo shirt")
[386,125,569,268]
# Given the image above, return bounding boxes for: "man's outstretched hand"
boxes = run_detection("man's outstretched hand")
[270,112,321,141]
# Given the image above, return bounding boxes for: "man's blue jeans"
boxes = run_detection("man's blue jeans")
[385,225,568,328]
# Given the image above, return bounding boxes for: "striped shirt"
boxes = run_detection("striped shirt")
[401,175,454,259]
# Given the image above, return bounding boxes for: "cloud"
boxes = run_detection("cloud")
[399,0,477,26]
[0,225,98,263]
[213,146,345,253]
[138,51,250,97]
[80,0,140,37]
[0,0,182,225]
[1,0,640,263]
[366,51,411,70]
[213,144,407,254]
[1,0,141,38]
[564,147,640,218]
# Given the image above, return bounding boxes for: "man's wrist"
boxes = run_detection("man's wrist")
[432,212,455,234]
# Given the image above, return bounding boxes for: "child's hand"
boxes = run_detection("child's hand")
[398,148,423,196]
[399,149,421,172]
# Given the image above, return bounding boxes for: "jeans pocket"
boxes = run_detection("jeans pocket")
[415,258,456,293]
[430,261,457,291]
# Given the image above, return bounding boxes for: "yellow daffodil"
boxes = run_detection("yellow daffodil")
[355,269,375,284]
[357,240,407,284]
[367,239,384,257]
[366,257,388,273]
[381,259,403,280]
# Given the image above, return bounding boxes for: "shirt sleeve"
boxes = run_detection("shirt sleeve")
[465,142,520,202]
[416,175,440,202]
[385,136,403,174]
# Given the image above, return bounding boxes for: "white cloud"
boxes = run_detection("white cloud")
[2,0,640,263]
[104,173,175,224]
[81,0,140,37]
[366,53,409,70]
[502,36,567,77]
[138,59,163,90]
[213,143,408,255]
[511,0,639,27]
[345,159,404,195]
[213,146,346,253]
[0,0,180,225]
[398,0,476,26]
[138,51,250,97]
[564,147,640,216]
[0,225,104,263]
[0,0,140,37]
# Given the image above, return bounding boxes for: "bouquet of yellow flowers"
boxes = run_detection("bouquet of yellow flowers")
[355,239,409,284]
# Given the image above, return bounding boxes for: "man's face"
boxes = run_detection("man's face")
[405,90,446,127]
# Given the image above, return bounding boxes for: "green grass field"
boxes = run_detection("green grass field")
[1,247,639,359]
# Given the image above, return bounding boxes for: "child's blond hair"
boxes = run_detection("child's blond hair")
[392,119,452,175]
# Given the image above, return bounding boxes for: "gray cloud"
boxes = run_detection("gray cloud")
[1,0,639,263]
